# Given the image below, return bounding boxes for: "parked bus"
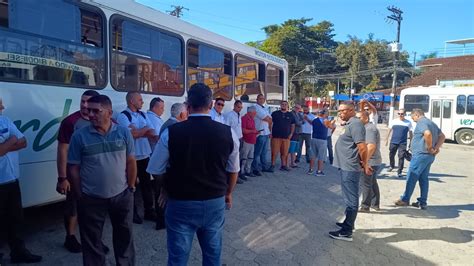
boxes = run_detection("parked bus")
[399,86,474,146]
[0,0,288,207]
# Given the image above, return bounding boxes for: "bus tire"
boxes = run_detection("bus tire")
[455,129,474,146]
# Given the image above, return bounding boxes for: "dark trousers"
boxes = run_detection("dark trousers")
[339,170,360,233]
[389,143,407,174]
[78,189,135,266]
[297,133,312,163]
[152,175,166,227]
[0,180,26,256]
[136,158,156,217]
[326,135,334,164]
[360,165,381,208]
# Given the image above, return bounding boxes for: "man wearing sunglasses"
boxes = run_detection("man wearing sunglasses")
[386,109,413,178]
[329,102,372,242]
[210,98,226,124]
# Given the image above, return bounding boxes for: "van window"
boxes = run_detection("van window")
[467,95,474,115]
[456,95,466,114]
[404,95,429,112]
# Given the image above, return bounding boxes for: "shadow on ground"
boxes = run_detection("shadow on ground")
[372,204,474,219]
[359,227,474,244]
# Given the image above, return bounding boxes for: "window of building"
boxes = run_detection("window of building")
[456,95,466,114]
[266,64,284,105]
[234,55,265,102]
[111,16,184,96]
[404,95,429,112]
[0,0,106,88]
[187,41,232,100]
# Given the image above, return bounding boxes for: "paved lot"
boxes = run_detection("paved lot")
[3,125,474,265]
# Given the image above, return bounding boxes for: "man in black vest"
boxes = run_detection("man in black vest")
[146,83,239,265]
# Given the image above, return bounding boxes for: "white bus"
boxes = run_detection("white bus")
[399,86,474,146]
[0,0,288,207]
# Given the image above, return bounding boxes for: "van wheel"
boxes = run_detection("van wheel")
[455,129,474,146]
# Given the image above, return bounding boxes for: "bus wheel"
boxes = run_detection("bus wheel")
[455,129,474,146]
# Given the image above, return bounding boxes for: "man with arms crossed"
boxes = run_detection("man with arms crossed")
[330,102,372,241]
[394,108,445,210]
[68,95,137,265]
[252,94,272,175]
[147,83,239,265]
[117,92,156,224]
[0,97,42,264]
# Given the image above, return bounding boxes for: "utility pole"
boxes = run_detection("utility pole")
[387,6,403,122]
[167,5,188,18]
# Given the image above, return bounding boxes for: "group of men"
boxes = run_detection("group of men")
[0,84,446,264]
[208,94,338,184]
[328,101,445,242]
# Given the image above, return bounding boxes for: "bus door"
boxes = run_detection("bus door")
[431,99,453,137]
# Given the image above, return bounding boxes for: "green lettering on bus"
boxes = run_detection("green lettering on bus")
[13,99,72,152]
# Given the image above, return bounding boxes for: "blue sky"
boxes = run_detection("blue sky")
[138,0,474,61]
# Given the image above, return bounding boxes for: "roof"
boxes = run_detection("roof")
[375,55,474,94]
[406,55,474,87]
[445,38,474,45]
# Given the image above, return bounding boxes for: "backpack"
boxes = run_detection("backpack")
[121,110,146,122]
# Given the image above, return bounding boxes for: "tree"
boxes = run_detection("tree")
[256,18,338,102]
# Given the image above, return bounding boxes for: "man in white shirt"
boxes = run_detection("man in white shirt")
[0,97,42,263]
[224,100,244,182]
[210,97,226,124]
[360,99,378,124]
[224,100,243,141]
[146,97,164,150]
[117,92,156,224]
[252,94,273,175]
[297,105,315,164]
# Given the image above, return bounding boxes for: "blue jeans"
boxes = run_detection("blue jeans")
[339,169,360,233]
[252,135,270,171]
[401,153,435,206]
[165,197,225,266]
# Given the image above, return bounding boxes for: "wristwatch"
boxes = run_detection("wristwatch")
[128,187,136,193]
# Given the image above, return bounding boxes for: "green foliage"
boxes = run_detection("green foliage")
[252,18,412,102]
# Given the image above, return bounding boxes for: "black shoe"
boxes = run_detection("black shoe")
[253,170,262,176]
[237,179,244,184]
[246,172,257,177]
[10,249,42,264]
[411,202,427,210]
[144,211,158,221]
[279,166,290,171]
[64,235,82,253]
[295,159,300,163]
[328,230,353,242]
[102,243,110,254]
[240,175,248,181]
[336,222,355,230]
[358,207,370,213]
[133,212,143,224]
[156,222,166,231]
[263,166,274,173]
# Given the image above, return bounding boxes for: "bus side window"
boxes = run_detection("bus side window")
[456,95,466,114]
[467,95,474,115]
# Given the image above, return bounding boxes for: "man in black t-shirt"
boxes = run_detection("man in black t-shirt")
[269,101,295,172]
